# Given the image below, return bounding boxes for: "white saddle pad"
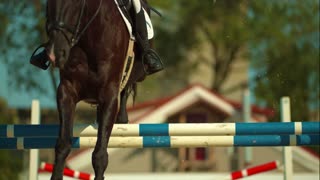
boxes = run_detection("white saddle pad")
[114,0,154,40]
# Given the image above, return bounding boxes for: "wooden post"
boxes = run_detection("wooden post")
[178,113,187,171]
[243,89,252,166]
[29,100,40,180]
[281,97,293,180]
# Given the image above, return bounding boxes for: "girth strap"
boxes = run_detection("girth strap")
[120,39,135,92]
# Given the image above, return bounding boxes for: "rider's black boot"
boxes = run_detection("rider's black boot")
[135,10,164,75]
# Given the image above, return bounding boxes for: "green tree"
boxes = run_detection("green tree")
[0,1,57,96]
[147,0,249,94]
[248,0,319,122]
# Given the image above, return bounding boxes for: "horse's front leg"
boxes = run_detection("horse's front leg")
[93,86,119,180]
[51,81,77,180]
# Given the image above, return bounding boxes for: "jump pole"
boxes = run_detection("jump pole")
[1,134,319,149]
[226,160,280,180]
[1,122,319,137]
[39,161,280,180]
[40,162,94,180]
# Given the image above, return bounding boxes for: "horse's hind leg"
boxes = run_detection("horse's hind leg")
[93,87,119,180]
[51,82,77,180]
[116,88,129,124]
[116,84,137,124]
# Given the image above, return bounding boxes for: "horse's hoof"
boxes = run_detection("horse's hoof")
[115,120,128,124]
[115,116,128,124]
[50,177,63,180]
[94,177,104,180]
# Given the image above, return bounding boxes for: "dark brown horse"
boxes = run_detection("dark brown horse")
[45,0,147,179]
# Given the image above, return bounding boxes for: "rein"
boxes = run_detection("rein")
[71,0,103,46]
[47,0,103,47]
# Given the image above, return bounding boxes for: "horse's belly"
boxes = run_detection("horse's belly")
[82,99,99,105]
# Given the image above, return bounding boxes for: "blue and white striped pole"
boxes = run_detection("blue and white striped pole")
[0,134,319,149]
[0,122,319,137]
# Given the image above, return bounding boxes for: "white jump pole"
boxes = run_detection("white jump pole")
[281,97,293,180]
[29,100,40,180]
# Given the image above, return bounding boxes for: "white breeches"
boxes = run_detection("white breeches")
[131,0,142,13]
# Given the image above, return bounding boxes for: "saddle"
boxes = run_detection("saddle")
[115,0,155,40]
[116,0,159,91]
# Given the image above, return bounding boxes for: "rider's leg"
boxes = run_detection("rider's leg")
[132,0,164,75]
